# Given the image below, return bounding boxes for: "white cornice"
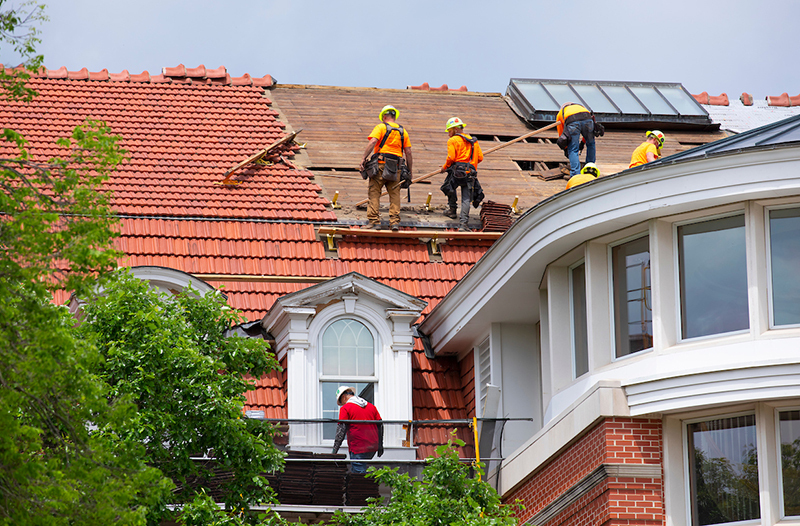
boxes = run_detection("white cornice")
[420,145,800,354]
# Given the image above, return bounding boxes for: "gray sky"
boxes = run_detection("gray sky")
[5,0,799,99]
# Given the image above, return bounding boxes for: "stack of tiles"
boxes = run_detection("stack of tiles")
[480,201,513,232]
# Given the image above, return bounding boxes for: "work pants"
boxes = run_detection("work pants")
[447,177,474,225]
[567,119,596,176]
[349,451,376,474]
[367,165,401,226]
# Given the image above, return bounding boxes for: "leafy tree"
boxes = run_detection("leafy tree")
[76,271,285,525]
[0,3,170,522]
[0,0,46,101]
[327,434,522,526]
[1,3,285,524]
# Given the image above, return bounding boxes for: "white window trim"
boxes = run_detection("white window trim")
[569,259,588,379]
[608,232,653,362]
[765,204,800,330]
[672,211,751,343]
[666,401,800,526]
[317,316,381,446]
[775,405,800,521]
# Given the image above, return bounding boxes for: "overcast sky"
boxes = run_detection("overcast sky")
[4,0,798,100]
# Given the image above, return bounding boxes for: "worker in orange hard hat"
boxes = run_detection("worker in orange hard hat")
[556,102,598,179]
[358,105,413,231]
[438,117,484,232]
[629,130,665,168]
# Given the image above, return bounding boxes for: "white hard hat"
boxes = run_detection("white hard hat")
[335,386,355,406]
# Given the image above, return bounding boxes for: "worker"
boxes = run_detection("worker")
[359,105,413,231]
[556,102,596,179]
[332,386,384,474]
[629,130,665,168]
[438,117,484,232]
[566,162,601,189]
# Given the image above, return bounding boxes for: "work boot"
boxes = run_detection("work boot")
[444,208,458,219]
[367,222,382,230]
[458,224,471,232]
[391,223,400,232]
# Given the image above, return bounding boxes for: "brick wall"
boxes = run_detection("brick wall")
[503,417,663,526]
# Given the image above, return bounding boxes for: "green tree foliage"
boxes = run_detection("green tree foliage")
[327,435,522,526]
[1,4,286,524]
[77,272,285,524]
[0,0,46,101]
[0,2,170,519]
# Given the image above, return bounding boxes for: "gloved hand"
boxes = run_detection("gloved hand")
[377,446,384,457]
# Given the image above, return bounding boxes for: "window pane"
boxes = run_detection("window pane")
[572,84,619,114]
[658,86,706,116]
[541,83,579,107]
[769,208,800,326]
[321,319,374,376]
[779,410,800,517]
[612,237,652,357]
[678,216,748,339]
[601,86,647,114]
[688,415,760,526]
[571,263,588,377]
[321,381,375,440]
[513,81,559,112]
[629,86,677,115]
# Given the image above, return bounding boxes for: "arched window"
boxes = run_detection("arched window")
[319,319,377,440]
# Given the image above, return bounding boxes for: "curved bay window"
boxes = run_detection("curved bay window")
[320,319,377,440]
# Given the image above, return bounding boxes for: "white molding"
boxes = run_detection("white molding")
[261,273,424,449]
[420,146,800,355]
[131,265,217,296]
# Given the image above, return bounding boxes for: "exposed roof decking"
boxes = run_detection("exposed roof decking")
[269,85,728,223]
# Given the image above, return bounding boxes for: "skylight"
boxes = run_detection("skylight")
[507,79,711,127]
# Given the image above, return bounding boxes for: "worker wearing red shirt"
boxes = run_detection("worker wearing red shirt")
[359,105,413,231]
[438,117,484,231]
[331,386,384,473]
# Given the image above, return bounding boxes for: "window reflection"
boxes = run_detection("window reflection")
[320,319,375,440]
[687,415,760,526]
[769,208,800,326]
[571,263,588,377]
[612,237,652,357]
[779,410,800,517]
[678,215,748,339]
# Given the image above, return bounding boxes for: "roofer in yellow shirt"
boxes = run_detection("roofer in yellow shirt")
[359,105,413,231]
[629,130,665,168]
[438,117,484,231]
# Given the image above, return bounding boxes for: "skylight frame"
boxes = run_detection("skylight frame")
[507,79,711,126]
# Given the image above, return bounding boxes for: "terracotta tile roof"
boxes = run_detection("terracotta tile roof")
[692,91,729,106]
[1,70,332,221]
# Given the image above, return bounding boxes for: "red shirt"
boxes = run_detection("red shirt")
[339,401,382,454]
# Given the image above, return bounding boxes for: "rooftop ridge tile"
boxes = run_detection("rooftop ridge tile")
[10,64,273,87]
[408,82,468,92]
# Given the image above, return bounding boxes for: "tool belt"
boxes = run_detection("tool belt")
[563,111,591,126]
[361,153,408,183]
[448,161,477,180]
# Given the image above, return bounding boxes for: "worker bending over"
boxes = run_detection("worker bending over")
[556,102,597,179]
[629,130,665,168]
[566,162,601,190]
[438,117,484,231]
[359,105,413,231]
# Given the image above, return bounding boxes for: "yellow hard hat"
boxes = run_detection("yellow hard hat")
[445,117,466,131]
[647,130,665,148]
[581,162,600,178]
[379,105,398,121]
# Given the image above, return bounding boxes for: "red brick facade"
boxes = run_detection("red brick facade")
[503,417,663,526]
